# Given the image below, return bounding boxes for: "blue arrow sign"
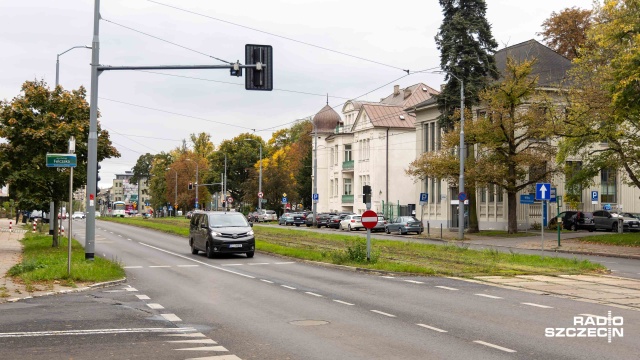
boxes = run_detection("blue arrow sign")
[536,183,551,200]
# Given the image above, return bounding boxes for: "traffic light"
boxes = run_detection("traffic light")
[245,44,273,91]
[363,185,371,204]
[96,163,101,192]
[188,182,193,190]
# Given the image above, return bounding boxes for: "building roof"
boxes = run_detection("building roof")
[361,104,416,128]
[495,39,572,87]
[379,83,439,107]
[312,104,342,133]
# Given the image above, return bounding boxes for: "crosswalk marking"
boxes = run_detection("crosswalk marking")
[175,346,228,351]
[167,339,217,344]
[161,314,182,322]
[147,303,164,310]
[136,295,150,300]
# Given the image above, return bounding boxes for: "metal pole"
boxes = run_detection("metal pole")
[224,154,228,210]
[313,123,318,226]
[55,55,60,88]
[557,197,561,247]
[174,171,177,215]
[541,200,545,255]
[458,79,465,240]
[259,143,262,211]
[85,0,101,260]
[68,136,75,276]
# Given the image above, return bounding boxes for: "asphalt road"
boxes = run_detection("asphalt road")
[1,220,638,359]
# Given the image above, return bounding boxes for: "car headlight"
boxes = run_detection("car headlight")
[247,230,254,236]
[210,231,222,237]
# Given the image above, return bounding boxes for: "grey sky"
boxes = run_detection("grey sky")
[0,0,588,188]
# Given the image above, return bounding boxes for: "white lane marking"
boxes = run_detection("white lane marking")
[125,287,138,292]
[161,314,182,322]
[281,285,296,290]
[127,238,132,241]
[149,265,171,268]
[260,279,274,284]
[305,292,322,297]
[404,280,424,284]
[123,266,143,269]
[333,300,354,306]
[473,340,516,353]
[381,276,395,279]
[161,332,207,338]
[177,265,199,267]
[184,356,242,360]
[474,294,503,299]
[118,235,123,237]
[0,328,195,337]
[147,303,165,310]
[167,339,217,344]
[371,310,396,317]
[109,232,114,234]
[435,286,458,291]
[417,324,448,333]
[222,264,243,266]
[522,302,553,309]
[579,313,607,320]
[275,262,295,264]
[248,263,269,265]
[175,346,228,351]
[139,243,255,279]
[136,295,150,300]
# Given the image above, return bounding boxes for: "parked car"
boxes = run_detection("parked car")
[327,215,342,229]
[185,211,194,219]
[620,212,640,220]
[563,211,594,232]
[339,214,363,231]
[258,209,278,222]
[247,211,260,222]
[385,216,424,235]
[291,212,306,227]
[188,211,255,258]
[549,211,577,228]
[371,216,387,233]
[592,210,640,232]
[278,213,294,226]
[29,210,45,222]
[305,213,336,228]
[72,211,86,220]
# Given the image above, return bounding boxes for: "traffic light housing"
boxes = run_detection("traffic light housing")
[188,182,193,190]
[363,185,371,204]
[245,44,273,91]
[96,163,101,192]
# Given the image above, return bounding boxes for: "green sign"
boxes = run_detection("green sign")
[46,153,77,168]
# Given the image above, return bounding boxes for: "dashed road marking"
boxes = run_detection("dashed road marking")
[184,356,242,360]
[474,294,503,299]
[473,340,516,353]
[281,285,296,290]
[147,303,165,310]
[149,265,171,268]
[305,292,322,297]
[136,295,150,300]
[125,287,138,292]
[404,280,424,284]
[127,238,132,241]
[177,265,199,267]
[417,324,448,333]
[371,310,396,317]
[222,264,243,266]
[522,302,553,309]
[275,262,295,264]
[260,279,274,284]
[161,332,207,338]
[435,286,458,291]
[0,327,195,337]
[333,300,354,306]
[248,263,269,266]
[175,346,228,351]
[161,314,182,322]
[118,234,122,237]
[381,276,395,279]
[124,266,143,269]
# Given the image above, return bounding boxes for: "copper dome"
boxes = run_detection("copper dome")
[313,104,342,133]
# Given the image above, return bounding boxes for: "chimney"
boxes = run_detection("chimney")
[393,85,400,96]
[404,87,411,99]
[440,84,446,91]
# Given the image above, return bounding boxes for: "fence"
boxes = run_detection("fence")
[380,201,415,219]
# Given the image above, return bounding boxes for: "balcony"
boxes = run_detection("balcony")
[342,194,354,203]
[342,160,354,171]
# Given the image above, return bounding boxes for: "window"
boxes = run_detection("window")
[344,144,352,162]
[423,123,429,152]
[330,148,334,168]
[343,178,352,195]
[565,161,583,202]
[430,122,435,152]
[601,168,616,203]
[436,178,441,201]
[334,145,339,165]
[334,177,339,197]
[496,186,503,202]
[480,187,487,202]
[430,178,435,203]
[488,184,495,202]
[330,180,334,197]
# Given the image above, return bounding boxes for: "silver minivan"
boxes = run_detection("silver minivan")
[189,211,255,258]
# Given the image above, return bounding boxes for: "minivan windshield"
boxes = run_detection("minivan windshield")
[208,214,249,227]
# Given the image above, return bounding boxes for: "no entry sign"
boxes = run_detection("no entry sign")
[361,210,378,229]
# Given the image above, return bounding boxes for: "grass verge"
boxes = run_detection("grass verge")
[570,232,640,247]
[9,233,125,288]
[101,217,606,277]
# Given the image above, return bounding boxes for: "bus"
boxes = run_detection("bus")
[112,201,126,217]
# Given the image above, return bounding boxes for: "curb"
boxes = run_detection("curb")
[3,277,127,304]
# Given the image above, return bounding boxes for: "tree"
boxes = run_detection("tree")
[0,80,119,246]
[434,0,499,233]
[130,153,154,186]
[407,58,560,233]
[190,132,215,159]
[539,7,592,60]
[557,0,640,190]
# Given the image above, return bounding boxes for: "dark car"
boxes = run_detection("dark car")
[592,210,640,232]
[306,213,336,228]
[278,213,294,226]
[327,215,342,229]
[185,211,194,219]
[563,211,595,232]
[385,216,423,235]
[371,216,387,232]
[291,212,306,227]
[549,211,577,228]
[188,211,255,258]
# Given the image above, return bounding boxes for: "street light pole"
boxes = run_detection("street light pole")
[245,139,263,210]
[187,159,199,210]
[167,168,177,216]
[313,122,318,226]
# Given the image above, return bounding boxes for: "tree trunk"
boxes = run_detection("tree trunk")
[52,201,59,247]
[507,191,518,234]
[467,185,480,233]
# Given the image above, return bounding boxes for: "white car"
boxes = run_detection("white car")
[72,211,85,220]
[339,214,363,231]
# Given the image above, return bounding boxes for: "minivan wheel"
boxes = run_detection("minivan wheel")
[206,242,214,259]
[246,251,255,258]
[190,240,198,255]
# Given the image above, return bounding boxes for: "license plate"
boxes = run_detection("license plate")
[229,244,242,248]
[632,224,638,228]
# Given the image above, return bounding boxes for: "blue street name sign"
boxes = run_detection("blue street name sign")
[46,153,77,168]
[535,183,551,200]
[520,194,535,204]
[549,187,557,203]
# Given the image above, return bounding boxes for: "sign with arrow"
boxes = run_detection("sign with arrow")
[535,183,551,201]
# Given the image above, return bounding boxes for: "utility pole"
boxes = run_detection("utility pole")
[313,121,318,226]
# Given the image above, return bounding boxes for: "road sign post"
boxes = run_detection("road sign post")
[361,210,378,261]
[557,195,562,247]
[535,183,551,255]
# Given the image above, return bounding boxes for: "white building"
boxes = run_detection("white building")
[313,83,438,216]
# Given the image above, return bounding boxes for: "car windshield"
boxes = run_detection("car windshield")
[208,214,249,227]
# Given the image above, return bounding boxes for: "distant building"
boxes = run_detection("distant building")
[111,170,151,213]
